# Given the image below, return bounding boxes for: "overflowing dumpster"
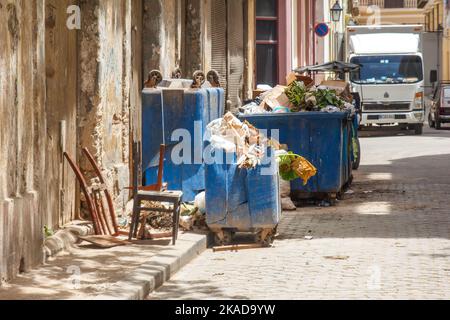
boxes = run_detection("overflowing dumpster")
[203,112,284,246]
[205,149,281,246]
[240,111,352,202]
[142,85,225,202]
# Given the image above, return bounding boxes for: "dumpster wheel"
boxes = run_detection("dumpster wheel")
[207,70,221,87]
[145,70,163,88]
[191,70,206,88]
[255,228,276,247]
[214,230,234,246]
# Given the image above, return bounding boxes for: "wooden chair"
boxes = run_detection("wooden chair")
[65,148,129,237]
[128,142,183,245]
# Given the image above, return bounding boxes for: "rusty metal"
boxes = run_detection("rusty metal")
[92,190,107,235]
[63,152,102,235]
[82,147,120,235]
[213,244,265,252]
[171,68,182,79]
[93,189,113,235]
[144,70,163,88]
[191,70,206,89]
[207,70,221,87]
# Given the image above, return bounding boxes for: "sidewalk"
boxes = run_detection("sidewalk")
[0,232,207,300]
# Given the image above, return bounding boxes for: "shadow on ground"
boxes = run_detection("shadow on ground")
[277,153,450,241]
[0,238,179,300]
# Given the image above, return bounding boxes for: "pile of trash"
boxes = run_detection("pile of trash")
[276,150,317,211]
[123,194,208,238]
[240,72,355,115]
[278,151,317,185]
[179,192,208,231]
[206,113,318,211]
[206,112,269,169]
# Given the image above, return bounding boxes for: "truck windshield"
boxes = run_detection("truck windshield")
[350,55,423,85]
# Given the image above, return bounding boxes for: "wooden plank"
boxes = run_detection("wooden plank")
[213,243,265,252]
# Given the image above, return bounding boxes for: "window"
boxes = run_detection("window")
[350,55,424,85]
[256,0,278,87]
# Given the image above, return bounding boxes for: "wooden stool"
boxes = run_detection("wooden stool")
[129,190,183,244]
[128,142,183,245]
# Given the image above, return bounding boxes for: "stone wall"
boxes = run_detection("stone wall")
[142,0,209,80]
[0,0,140,284]
[78,0,135,216]
[0,0,46,284]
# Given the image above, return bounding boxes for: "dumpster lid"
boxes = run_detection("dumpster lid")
[294,61,360,74]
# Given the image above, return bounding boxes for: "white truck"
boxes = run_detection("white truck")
[346,25,425,135]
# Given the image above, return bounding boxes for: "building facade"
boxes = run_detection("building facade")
[0,0,143,285]
[0,0,327,284]
[421,0,450,81]
[351,0,425,25]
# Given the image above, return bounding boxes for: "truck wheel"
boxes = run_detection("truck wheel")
[414,124,423,135]
[428,114,435,128]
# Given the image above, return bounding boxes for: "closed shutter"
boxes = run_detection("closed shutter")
[211,0,228,89]
[227,0,245,111]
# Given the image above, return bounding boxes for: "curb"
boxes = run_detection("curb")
[94,232,208,300]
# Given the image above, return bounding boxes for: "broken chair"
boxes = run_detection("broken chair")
[128,142,182,245]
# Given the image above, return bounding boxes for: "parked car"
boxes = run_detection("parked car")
[429,81,450,130]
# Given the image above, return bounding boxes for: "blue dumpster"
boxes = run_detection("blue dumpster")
[240,112,351,201]
[142,87,225,201]
[350,113,361,171]
[205,148,281,234]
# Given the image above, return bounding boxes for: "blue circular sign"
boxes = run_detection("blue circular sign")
[315,23,329,37]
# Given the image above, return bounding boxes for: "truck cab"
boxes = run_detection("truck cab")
[347,25,425,135]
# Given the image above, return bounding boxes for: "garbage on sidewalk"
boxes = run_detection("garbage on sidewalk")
[276,150,317,211]
[278,152,317,186]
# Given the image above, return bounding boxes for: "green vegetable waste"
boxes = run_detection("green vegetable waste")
[278,152,318,185]
[285,81,345,111]
[279,152,299,181]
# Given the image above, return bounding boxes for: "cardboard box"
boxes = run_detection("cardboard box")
[260,85,291,110]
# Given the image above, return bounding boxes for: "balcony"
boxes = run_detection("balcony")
[352,0,424,25]
[356,0,418,8]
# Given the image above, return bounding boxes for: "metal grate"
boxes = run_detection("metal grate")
[364,103,411,111]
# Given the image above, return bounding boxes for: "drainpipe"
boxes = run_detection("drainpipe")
[312,0,317,65]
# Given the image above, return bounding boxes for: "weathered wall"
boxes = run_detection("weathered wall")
[78,0,134,215]
[1,0,140,284]
[0,0,46,284]
[142,0,181,78]
[44,0,78,228]
[142,0,212,80]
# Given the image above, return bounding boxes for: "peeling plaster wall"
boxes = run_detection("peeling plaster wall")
[0,0,139,284]
[78,0,133,216]
[0,0,46,284]
[142,0,212,80]
[142,0,180,78]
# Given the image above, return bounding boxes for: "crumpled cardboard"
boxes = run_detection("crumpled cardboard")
[260,85,292,111]
[291,156,318,186]
[206,112,269,169]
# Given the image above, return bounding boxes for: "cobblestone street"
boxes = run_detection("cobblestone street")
[150,126,450,300]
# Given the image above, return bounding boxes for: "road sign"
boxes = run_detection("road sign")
[315,23,329,38]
